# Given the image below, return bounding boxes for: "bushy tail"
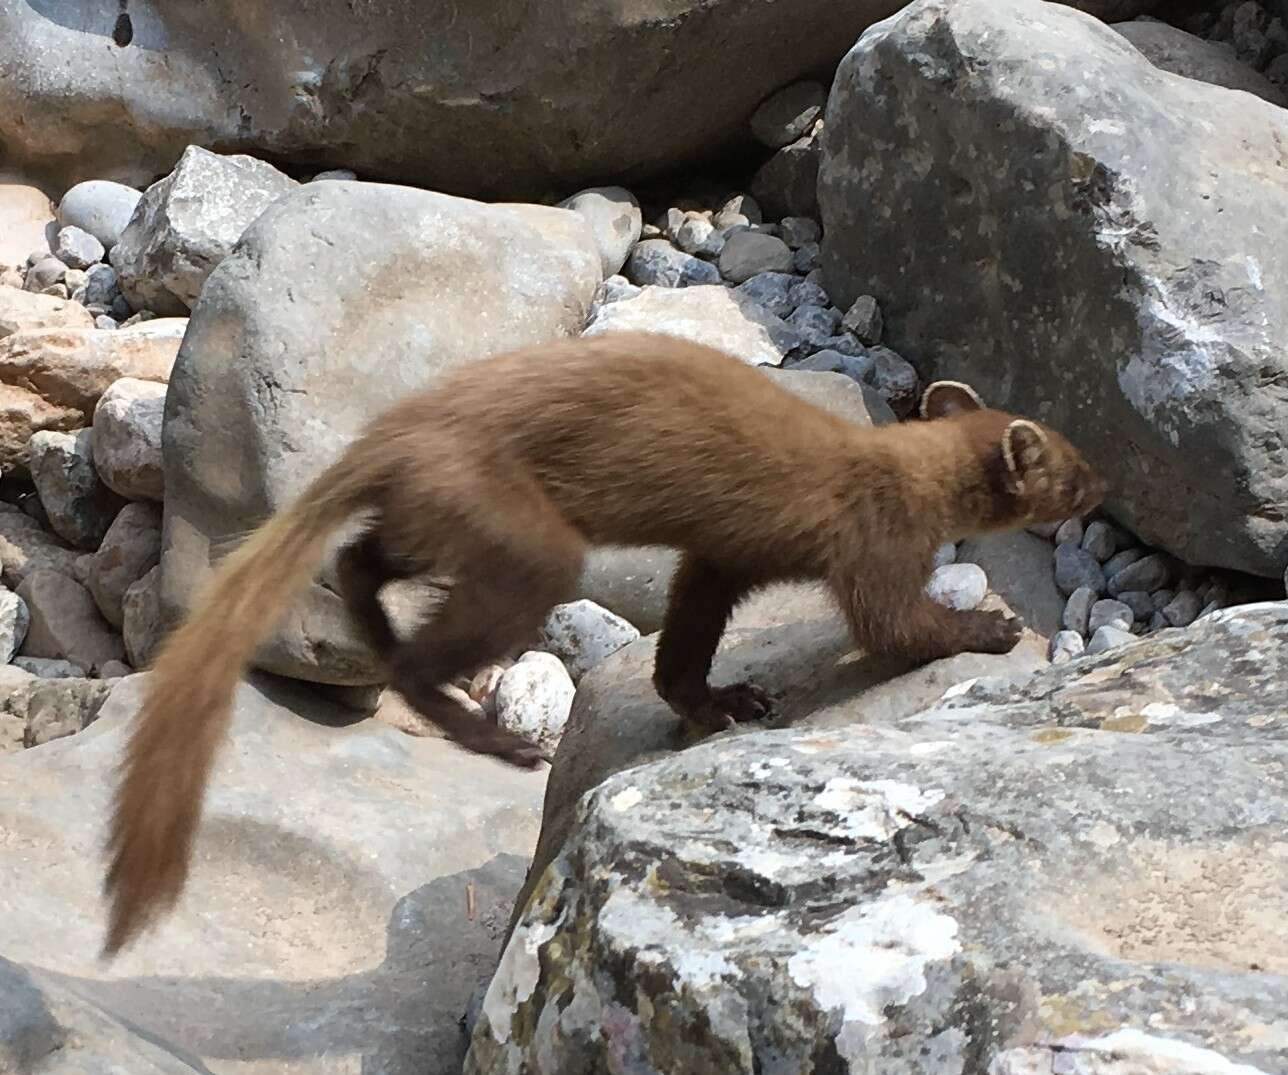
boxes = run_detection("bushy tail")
[101,458,376,959]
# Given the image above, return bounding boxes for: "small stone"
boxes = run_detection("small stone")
[53,226,105,270]
[1148,611,1169,632]
[1088,599,1133,634]
[1027,521,1061,540]
[789,279,830,310]
[786,304,842,346]
[841,295,883,346]
[1062,586,1096,635]
[713,210,751,233]
[88,502,162,629]
[537,599,640,681]
[557,186,642,277]
[82,263,121,307]
[593,275,641,308]
[750,81,828,149]
[94,315,119,330]
[310,169,358,182]
[1198,600,1222,620]
[718,231,794,284]
[24,257,67,293]
[734,272,799,318]
[110,295,134,321]
[1103,547,1146,577]
[120,310,156,328]
[1049,629,1085,664]
[39,284,69,300]
[1054,542,1107,596]
[99,659,134,679]
[674,216,725,259]
[792,243,820,274]
[751,133,820,219]
[63,269,88,295]
[495,651,576,756]
[57,180,143,249]
[716,194,762,226]
[1150,588,1175,611]
[16,569,125,673]
[867,347,919,418]
[1108,553,1171,596]
[1054,517,1084,546]
[932,542,957,569]
[785,350,876,386]
[625,239,721,288]
[122,564,162,669]
[1117,591,1154,621]
[1162,589,1204,628]
[27,429,126,550]
[1086,625,1136,655]
[468,664,507,719]
[1080,520,1118,562]
[92,377,167,501]
[0,587,31,662]
[925,563,987,611]
[779,217,821,249]
[13,656,85,678]
[815,333,865,357]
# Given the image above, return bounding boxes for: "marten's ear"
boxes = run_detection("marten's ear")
[920,380,984,420]
[1001,419,1051,495]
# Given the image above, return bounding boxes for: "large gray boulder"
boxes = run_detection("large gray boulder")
[158,181,601,685]
[1113,19,1288,106]
[468,601,1288,1073]
[110,146,299,315]
[819,0,1288,578]
[0,673,547,1075]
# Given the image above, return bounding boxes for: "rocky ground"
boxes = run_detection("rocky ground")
[1,0,1287,1072]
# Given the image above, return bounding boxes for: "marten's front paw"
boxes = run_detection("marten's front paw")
[685,682,773,732]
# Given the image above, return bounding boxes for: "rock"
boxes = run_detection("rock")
[1086,623,1137,654]
[819,0,1288,578]
[1062,585,1096,636]
[1081,519,1119,561]
[23,256,66,292]
[27,429,125,550]
[1104,546,1146,577]
[122,565,163,669]
[53,225,104,270]
[793,241,820,274]
[80,263,121,307]
[734,271,800,318]
[160,181,601,685]
[16,569,125,673]
[89,503,162,629]
[536,600,641,682]
[21,678,117,747]
[1027,520,1061,540]
[716,194,763,226]
[674,216,726,260]
[1054,542,1107,596]
[12,657,85,679]
[750,81,828,149]
[1150,587,1175,611]
[760,367,895,428]
[56,180,143,250]
[495,652,576,756]
[957,530,1067,640]
[789,278,830,310]
[0,504,80,588]
[751,133,820,220]
[624,238,722,287]
[0,283,94,342]
[92,377,166,501]
[866,346,919,417]
[785,303,842,346]
[1163,588,1204,628]
[575,547,680,636]
[100,659,133,679]
[1117,589,1154,620]
[111,147,299,315]
[584,284,800,366]
[0,176,55,272]
[925,562,987,610]
[557,186,642,278]
[0,673,546,1074]
[311,169,358,182]
[1088,598,1134,634]
[841,294,883,345]
[0,319,184,469]
[932,542,956,568]
[469,664,507,719]
[1108,552,1172,596]
[718,230,794,283]
[1055,517,1085,546]
[1049,628,1085,663]
[785,348,877,389]
[471,600,1288,1073]
[779,216,822,249]
[0,587,29,662]
[1113,19,1288,106]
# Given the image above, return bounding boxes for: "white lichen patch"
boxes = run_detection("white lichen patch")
[483,917,561,1044]
[608,786,643,812]
[991,1028,1275,1075]
[599,888,736,989]
[1141,702,1221,728]
[787,894,960,1060]
[812,777,945,841]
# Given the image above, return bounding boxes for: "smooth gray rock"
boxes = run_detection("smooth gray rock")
[750,80,828,149]
[751,132,820,219]
[536,599,640,682]
[718,231,795,283]
[1088,597,1134,633]
[785,302,842,345]
[0,505,81,589]
[1086,623,1137,654]
[624,239,721,287]
[27,428,125,550]
[1108,552,1172,596]
[122,564,163,669]
[1049,627,1085,663]
[1062,585,1097,636]
[56,180,142,249]
[111,147,299,315]
[819,0,1288,577]
[1113,19,1288,105]
[89,502,162,629]
[16,569,125,673]
[92,376,166,501]
[0,673,546,1075]
[470,601,1288,1074]
[557,186,642,278]
[159,181,601,685]
[583,284,801,366]
[867,345,919,417]
[1081,518,1120,561]
[1163,588,1204,628]
[1054,542,1107,596]
[1117,589,1154,621]
[53,225,104,270]
[958,530,1067,640]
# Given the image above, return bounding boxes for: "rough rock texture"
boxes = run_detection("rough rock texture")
[28,428,125,550]
[122,564,163,669]
[582,285,800,366]
[819,0,1288,577]
[0,174,55,270]
[159,181,601,685]
[0,673,547,1074]
[0,319,184,469]
[0,585,29,662]
[468,602,1288,1073]
[10,676,116,748]
[110,147,298,315]
[0,1,904,198]
[537,600,640,682]
[0,284,93,340]
[92,376,166,501]
[0,503,80,587]
[1113,19,1288,105]
[89,502,162,629]
[16,568,125,672]
[556,187,642,278]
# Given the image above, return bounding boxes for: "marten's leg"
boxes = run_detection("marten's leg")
[653,555,772,732]
[831,545,1022,663]
[335,530,403,654]
[387,497,585,767]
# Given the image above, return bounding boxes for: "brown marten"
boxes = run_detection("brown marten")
[101,331,1104,956]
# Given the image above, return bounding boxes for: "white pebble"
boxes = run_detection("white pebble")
[495,652,576,756]
[926,563,987,611]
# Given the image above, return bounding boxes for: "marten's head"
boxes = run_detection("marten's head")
[919,380,1106,529]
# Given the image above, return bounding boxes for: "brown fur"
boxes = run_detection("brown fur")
[101,332,1104,957]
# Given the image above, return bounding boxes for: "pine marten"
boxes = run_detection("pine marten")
[101,331,1104,957]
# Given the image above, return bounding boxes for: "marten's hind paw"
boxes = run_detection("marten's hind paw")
[686,682,774,732]
[455,725,548,769]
